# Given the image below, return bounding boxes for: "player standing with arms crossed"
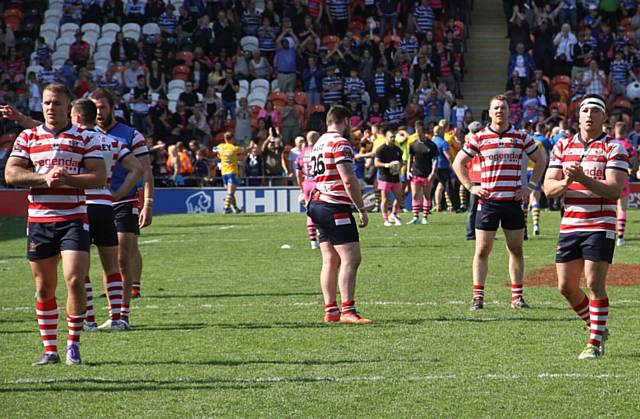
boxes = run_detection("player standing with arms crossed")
[307,105,371,323]
[90,88,153,323]
[453,95,547,310]
[543,94,628,360]
[4,84,106,365]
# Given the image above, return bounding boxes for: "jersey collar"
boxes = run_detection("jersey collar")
[42,122,73,136]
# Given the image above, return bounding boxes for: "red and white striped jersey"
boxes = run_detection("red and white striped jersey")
[85,130,131,206]
[462,126,538,200]
[311,132,354,205]
[9,124,103,223]
[549,133,629,234]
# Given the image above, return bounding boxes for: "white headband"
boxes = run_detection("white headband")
[580,97,606,112]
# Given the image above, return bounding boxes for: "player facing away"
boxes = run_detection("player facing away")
[213,131,243,214]
[0,100,143,331]
[543,94,629,360]
[307,105,372,324]
[406,128,439,225]
[453,94,547,311]
[91,88,153,318]
[296,131,320,249]
[4,83,107,365]
[612,121,637,246]
[71,99,143,331]
[374,129,404,226]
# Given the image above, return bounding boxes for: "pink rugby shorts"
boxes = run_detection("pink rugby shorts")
[410,176,432,187]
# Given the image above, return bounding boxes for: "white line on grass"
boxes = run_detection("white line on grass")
[3,373,623,386]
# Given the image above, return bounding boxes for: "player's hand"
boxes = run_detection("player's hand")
[469,185,488,198]
[564,162,585,182]
[358,210,368,228]
[514,186,530,202]
[0,104,21,121]
[139,205,152,228]
[406,172,412,180]
[45,167,66,188]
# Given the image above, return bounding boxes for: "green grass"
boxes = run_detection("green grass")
[1,211,640,417]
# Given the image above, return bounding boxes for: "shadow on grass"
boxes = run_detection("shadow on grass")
[85,357,421,367]
[132,323,207,331]
[161,222,250,229]
[148,291,318,299]
[0,380,264,393]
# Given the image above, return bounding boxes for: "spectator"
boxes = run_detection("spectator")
[74,68,92,99]
[37,59,56,87]
[412,0,435,38]
[280,93,302,145]
[583,59,606,96]
[111,31,137,64]
[275,36,298,93]
[34,37,51,66]
[553,23,577,75]
[389,68,410,106]
[192,15,214,53]
[258,16,278,63]
[558,0,578,30]
[148,94,173,142]
[249,49,272,80]
[323,67,343,107]
[184,0,206,16]
[384,97,404,127]
[570,68,586,102]
[378,0,400,38]
[123,59,145,90]
[344,67,366,106]
[147,60,166,94]
[158,4,179,39]
[97,65,123,94]
[61,0,83,24]
[235,97,252,146]
[0,22,15,57]
[245,141,264,185]
[194,149,214,185]
[233,49,251,80]
[326,0,350,36]
[26,72,42,119]
[178,6,198,34]
[150,140,169,178]
[532,69,550,102]
[521,84,545,123]
[129,74,151,133]
[508,6,532,53]
[262,133,285,185]
[216,68,239,120]
[508,43,536,86]
[104,0,125,23]
[188,104,211,146]
[145,0,166,20]
[213,10,236,56]
[571,30,593,80]
[242,1,262,36]
[258,100,280,130]
[69,30,90,68]
[451,96,470,128]
[302,57,324,105]
[532,19,554,77]
[609,49,638,103]
[433,42,457,93]
[124,0,146,24]
[171,101,193,142]
[203,86,224,134]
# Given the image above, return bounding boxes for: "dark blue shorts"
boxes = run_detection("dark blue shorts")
[476,199,525,231]
[222,174,238,186]
[307,200,359,245]
[555,231,615,264]
[27,219,90,261]
[113,201,140,235]
[87,204,118,247]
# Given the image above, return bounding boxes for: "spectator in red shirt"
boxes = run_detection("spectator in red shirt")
[70,30,91,68]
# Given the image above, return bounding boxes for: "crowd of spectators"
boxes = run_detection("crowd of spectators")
[503,0,640,138]
[0,0,475,187]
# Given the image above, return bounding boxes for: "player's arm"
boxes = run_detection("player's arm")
[4,157,48,187]
[526,145,547,186]
[428,158,438,182]
[336,161,368,228]
[59,157,107,189]
[565,165,627,200]
[453,151,487,198]
[295,163,305,191]
[112,152,144,202]
[543,167,571,198]
[138,153,154,228]
[0,105,40,128]
[407,153,414,179]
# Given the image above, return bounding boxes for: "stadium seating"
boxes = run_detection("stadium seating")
[142,23,161,38]
[60,23,79,37]
[167,79,186,94]
[172,65,191,81]
[240,36,259,53]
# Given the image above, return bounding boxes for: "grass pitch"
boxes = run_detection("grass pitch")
[1,211,640,417]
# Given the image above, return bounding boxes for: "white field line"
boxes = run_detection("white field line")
[139,239,161,244]
[4,299,640,312]
[3,373,623,386]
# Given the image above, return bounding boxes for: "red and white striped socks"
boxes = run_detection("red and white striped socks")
[472,284,484,301]
[617,210,627,239]
[306,217,317,243]
[66,312,84,346]
[571,295,591,325]
[341,300,356,314]
[325,302,339,317]
[132,282,141,296]
[84,276,95,323]
[511,284,524,303]
[588,298,609,348]
[36,298,58,354]
[105,273,124,321]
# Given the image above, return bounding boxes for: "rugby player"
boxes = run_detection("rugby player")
[543,94,628,360]
[453,94,547,310]
[4,84,106,365]
[406,125,438,225]
[295,131,320,249]
[374,129,404,226]
[612,121,637,246]
[213,131,243,214]
[307,105,371,324]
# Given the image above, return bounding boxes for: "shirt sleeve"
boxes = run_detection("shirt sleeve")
[462,135,479,157]
[9,130,30,160]
[548,140,564,169]
[606,141,629,172]
[332,139,354,164]
[130,130,149,157]
[523,133,538,156]
[117,141,132,162]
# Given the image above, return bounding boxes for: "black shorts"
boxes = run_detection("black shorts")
[555,231,616,264]
[113,201,140,235]
[307,200,359,245]
[435,168,451,184]
[476,200,525,231]
[87,204,118,247]
[27,219,90,261]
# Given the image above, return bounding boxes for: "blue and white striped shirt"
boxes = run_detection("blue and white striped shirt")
[374,72,386,96]
[259,27,277,52]
[327,0,349,20]
[414,5,434,33]
[610,59,631,84]
[344,77,365,103]
[384,106,404,124]
[158,12,178,34]
[124,1,145,15]
[323,76,343,105]
[399,37,419,55]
